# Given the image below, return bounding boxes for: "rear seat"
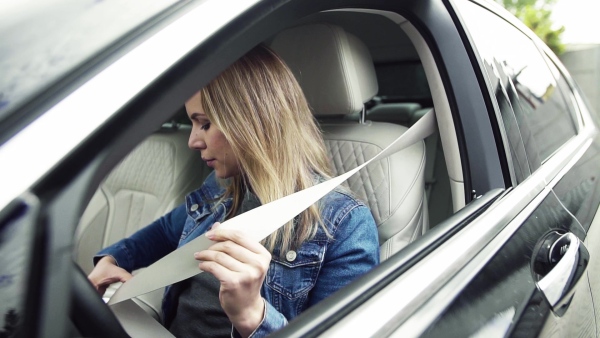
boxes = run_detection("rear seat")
[367,102,422,126]
[74,122,210,320]
[368,103,451,227]
[367,104,436,196]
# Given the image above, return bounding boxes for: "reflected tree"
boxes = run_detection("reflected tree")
[0,309,19,338]
[497,0,566,55]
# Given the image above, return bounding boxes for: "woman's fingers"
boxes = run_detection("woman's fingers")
[197,259,237,283]
[197,224,270,335]
[195,247,246,272]
[195,243,269,278]
[199,230,271,271]
[206,228,269,256]
[87,257,133,296]
[195,227,271,286]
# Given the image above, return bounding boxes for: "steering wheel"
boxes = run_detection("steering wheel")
[70,263,130,338]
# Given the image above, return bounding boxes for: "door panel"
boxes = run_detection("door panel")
[549,134,600,336]
[420,190,592,337]
[552,135,600,233]
[583,206,600,337]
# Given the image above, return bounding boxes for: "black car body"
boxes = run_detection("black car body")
[0,0,598,337]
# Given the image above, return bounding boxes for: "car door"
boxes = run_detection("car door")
[272,0,600,337]
[438,1,599,336]
[393,1,600,336]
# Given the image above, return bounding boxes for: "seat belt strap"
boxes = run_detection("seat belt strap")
[109,109,436,306]
[111,299,174,337]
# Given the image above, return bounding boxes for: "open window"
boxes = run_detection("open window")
[69,3,485,335]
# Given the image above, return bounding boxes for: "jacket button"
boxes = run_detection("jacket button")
[286,251,297,262]
[190,204,199,212]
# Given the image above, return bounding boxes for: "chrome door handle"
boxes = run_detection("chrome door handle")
[533,232,589,316]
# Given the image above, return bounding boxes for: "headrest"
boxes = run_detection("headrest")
[270,24,378,116]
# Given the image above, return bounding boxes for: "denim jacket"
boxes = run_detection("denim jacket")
[97,171,379,337]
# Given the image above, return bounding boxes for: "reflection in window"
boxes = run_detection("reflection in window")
[485,58,532,183]
[0,0,178,119]
[0,203,35,337]
[458,2,577,169]
[544,55,581,132]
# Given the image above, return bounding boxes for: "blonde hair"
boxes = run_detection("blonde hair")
[200,45,332,253]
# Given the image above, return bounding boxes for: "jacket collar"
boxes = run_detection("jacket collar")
[185,171,230,221]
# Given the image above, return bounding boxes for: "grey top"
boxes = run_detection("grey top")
[168,190,261,337]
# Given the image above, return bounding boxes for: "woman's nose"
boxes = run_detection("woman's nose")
[188,129,206,150]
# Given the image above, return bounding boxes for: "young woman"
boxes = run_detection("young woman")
[88,45,379,337]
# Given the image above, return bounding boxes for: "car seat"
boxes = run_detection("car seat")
[74,122,210,319]
[270,23,428,260]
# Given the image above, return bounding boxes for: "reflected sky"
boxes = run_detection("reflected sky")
[0,0,178,118]
[553,0,600,44]
[457,1,578,164]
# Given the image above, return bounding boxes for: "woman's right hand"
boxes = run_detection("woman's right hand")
[87,256,133,296]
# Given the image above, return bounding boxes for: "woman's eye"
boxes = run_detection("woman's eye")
[200,122,211,131]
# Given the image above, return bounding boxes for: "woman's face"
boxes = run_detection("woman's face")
[185,92,241,179]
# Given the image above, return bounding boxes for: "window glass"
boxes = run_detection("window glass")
[544,55,582,130]
[458,2,578,169]
[0,0,179,120]
[482,54,532,183]
[0,203,36,337]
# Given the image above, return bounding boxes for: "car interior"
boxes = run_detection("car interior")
[73,8,463,324]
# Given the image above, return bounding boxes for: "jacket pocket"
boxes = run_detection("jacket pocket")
[265,241,324,300]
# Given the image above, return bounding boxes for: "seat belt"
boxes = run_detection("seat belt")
[107,109,436,336]
[111,299,173,338]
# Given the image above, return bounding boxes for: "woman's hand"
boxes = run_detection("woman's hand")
[195,222,271,337]
[87,256,133,296]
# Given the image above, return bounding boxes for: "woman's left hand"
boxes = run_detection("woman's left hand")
[194,222,271,337]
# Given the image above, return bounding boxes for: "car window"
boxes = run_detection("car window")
[543,54,583,130]
[0,0,179,120]
[458,1,578,173]
[480,55,533,184]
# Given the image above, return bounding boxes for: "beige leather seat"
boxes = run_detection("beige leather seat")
[74,123,209,318]
[271,24,428,261]
[369,103,450,226]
